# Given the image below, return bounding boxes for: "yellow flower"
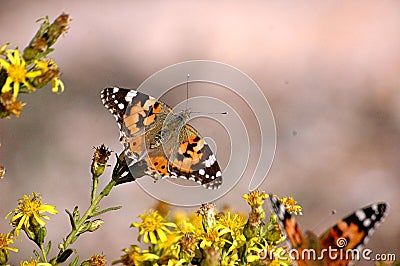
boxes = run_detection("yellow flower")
[199,227,229,250]
[6,192,58,236]
[131,209,176,244]
[85,254,106,266]
[0,232,18,252]
[215,212,247,253]
[157,232,181,256]
[0,49,42,99]
[221,251,239,266]
[180,232,198,259]
[112,245,159,265]
[33,59,64,93]
[280,196,302,215]
[175,212,203,238]
[20,258,52,266]
[217,212,246,231]
[243,190,268,208]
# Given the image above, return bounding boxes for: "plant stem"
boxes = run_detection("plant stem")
[63,179,116,248]
[51,178,117,264]
[91,175,98,203]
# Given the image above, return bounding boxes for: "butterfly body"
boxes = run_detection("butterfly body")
[269,195,388,266]
[101,87,222,189]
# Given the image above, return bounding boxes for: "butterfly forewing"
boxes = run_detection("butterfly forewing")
[319,203,388,251]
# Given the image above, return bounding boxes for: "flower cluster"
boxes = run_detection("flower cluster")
[114,191,300,266]
[0,145,125,266]
[0,13,70,118]
[1,193,57,265]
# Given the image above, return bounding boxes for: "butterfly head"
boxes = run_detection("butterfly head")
[178,108,191,121]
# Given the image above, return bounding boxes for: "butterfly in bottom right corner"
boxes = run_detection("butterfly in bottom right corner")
[269,195,389,266]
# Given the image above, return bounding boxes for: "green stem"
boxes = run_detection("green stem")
[63,179,116,248]
[51,178,117,265]
[90,176,98,203]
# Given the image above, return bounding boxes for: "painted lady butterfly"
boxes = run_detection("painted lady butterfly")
[101,87,222,189]
[269,195,388,266]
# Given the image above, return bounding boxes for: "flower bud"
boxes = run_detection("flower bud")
[197,203,217,230]
[35,226,47,246]
[88,219,104,232]
[91,144,112,178]
[0,165,5,179]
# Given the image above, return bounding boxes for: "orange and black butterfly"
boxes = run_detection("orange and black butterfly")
[101,87,222,189]
[269,195,388,266]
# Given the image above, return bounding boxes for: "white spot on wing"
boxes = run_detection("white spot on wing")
[356,210,366,221]
[363,218,371,227]
[204,155,216,168]
[118,103,125,110]
[125,90,137,102]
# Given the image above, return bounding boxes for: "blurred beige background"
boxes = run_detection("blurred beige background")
[0,1,399,265]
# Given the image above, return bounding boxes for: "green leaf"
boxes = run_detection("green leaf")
[33,249,41,260]
[56,249,73,263]
[69,256,79,266]
[45,241,52,256]
[65,209,77,230]
[89,206,122,218]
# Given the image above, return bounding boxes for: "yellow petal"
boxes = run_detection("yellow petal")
[6,50,16,65]
[12,81,20,99]
[10,212,23,223]
[7,247,18,252]
[26,70,42,78]
[0,58,10,68]
[52,78,65,93]
[157,228,167,242]
[143,232,149,243]
[149,231,157,244]
[1,77,13,93]
[33,213,46,226]
[14,50,20,65]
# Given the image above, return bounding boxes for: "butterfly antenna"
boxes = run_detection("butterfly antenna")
[310,209,337,232]
[185,74,227,115]
[186,74,190,111]
[191,111,228,115]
